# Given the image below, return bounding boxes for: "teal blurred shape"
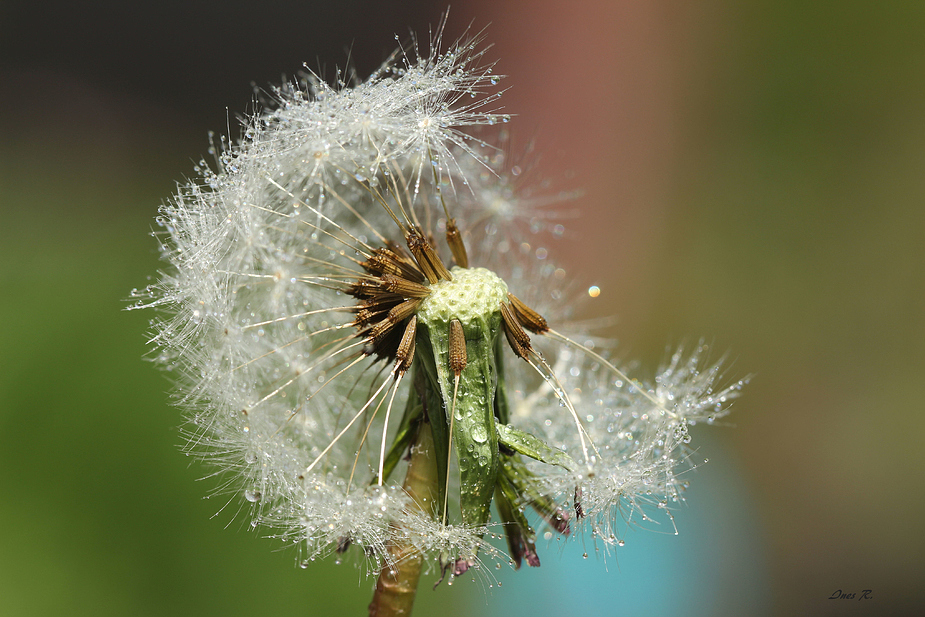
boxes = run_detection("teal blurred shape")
[481,436,772,617]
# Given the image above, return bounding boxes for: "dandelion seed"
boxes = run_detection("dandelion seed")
[133,19,745,617]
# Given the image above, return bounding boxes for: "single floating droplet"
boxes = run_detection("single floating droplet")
[588,285,601,298]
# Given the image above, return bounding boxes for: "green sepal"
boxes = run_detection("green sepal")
[493,335,511,425]
[496,423,576,472]
[495,472,540,568]
[416,314,501,529]
[411,335,451,519]
[500,454,571,535]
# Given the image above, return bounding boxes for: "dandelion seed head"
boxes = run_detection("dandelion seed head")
[133,24,744,579]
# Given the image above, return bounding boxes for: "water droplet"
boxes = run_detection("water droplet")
[588,286,601,298]
[470,423,488,444]
[244,489,262,502]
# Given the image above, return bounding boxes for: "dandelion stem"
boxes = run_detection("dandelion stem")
[369,421,439,617]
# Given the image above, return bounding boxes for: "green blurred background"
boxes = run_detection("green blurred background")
[1,1,921,615]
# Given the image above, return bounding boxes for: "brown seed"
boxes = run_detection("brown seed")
[448,319,467,376]
[395,316,417,375]
[367,299,420,345]
[445,218,469,269]
[362,249,403,277]
[379,273,431,298]
[352,308,379,328]
[363,247,425,283]
[347,279,382,298]
[500,302,532,359]
[352,295,404,328]
[388,298,420,323]
[508,293,549,334]
[406,227,452,284]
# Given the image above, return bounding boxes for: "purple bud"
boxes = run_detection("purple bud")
[548,508,571,535]
[453,556,476,577]
[523,536,541,567]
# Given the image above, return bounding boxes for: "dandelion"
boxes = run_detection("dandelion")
[134,22,745,617]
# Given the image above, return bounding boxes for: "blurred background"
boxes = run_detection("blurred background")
[1,1,922,615]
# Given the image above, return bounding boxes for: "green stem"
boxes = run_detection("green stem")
[368,422,439,617]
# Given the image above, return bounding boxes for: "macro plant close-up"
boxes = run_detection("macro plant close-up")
[132,24,743,616]
[5,2,925,616]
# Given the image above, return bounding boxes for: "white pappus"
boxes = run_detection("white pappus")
[133,25,745,591]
